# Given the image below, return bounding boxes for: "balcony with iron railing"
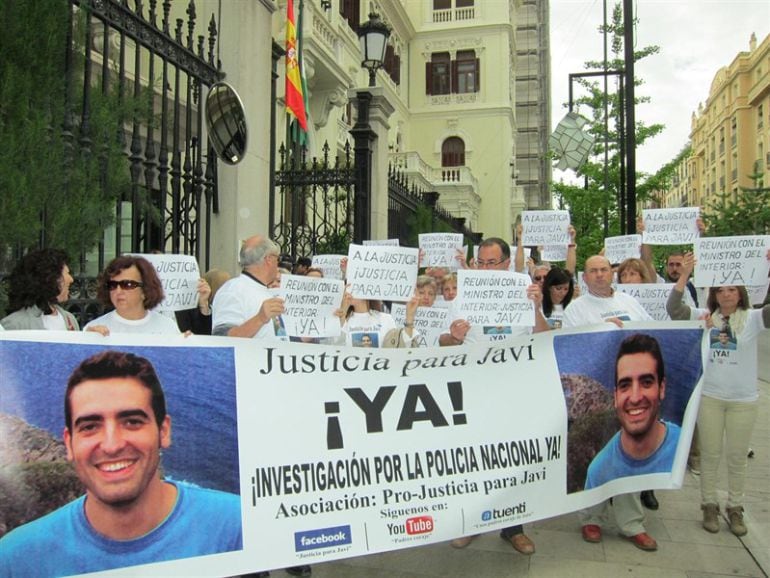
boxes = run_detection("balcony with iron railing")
[390,150,481,226]
[432,5,476,23]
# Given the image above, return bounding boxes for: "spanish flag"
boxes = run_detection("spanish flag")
[285,0,307,131]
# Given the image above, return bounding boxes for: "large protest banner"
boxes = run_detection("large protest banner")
[0,323,704,577]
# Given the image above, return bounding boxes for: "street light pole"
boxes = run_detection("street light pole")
[623,0,637,234]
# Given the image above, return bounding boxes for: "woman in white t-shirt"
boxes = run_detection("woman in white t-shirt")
[85,256,180,335]
[541,267,574,329]
[340,293,419,348]
[667,251,770,537]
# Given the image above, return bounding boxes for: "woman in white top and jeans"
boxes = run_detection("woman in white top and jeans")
[667,251,770,536]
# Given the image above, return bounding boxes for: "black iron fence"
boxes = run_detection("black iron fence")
[271,142,480,261]
[272,141,356,259]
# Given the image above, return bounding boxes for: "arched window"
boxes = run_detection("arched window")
[442,137,465,166]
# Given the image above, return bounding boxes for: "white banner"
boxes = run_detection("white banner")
[604,235,642,265]
[0,324,705,577]
[346,244,419,301]
[390,303,450,347]
[694,235,770,287]
[419,233,465,269]
[136,253,200,311]
[311,255,346,280]
[453,270,534,326]
[521,210,570,246]
[642,208,700,245]
[279,274,345,338]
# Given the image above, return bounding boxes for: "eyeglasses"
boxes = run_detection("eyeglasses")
[476,258,507,268]
[106,280,144,291]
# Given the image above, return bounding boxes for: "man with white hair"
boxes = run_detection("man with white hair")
[212,235,287,339]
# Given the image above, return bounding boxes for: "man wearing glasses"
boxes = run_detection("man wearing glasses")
[439,237,548,556]
[212,235,287,339]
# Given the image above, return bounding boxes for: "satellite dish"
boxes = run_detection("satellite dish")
[205,82,248,165]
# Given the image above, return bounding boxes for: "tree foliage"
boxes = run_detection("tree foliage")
[0,1,143,268]
[551,3,664,267]
[702,165,770,236]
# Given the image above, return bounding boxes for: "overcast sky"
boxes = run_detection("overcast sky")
[549,0,770,182]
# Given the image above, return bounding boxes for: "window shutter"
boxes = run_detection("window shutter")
[395,54,401,85]
[475,58,480,92]
[451,59,458,93]
[426,61,433,95]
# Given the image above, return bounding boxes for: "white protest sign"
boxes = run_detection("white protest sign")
[748,279,770,306]
[391,303,450,347]
[136,253,200,311]
[346,244,419,301]
[363,239,400,246]
[604,235,642,265]
[521,210,570,246]
[453,270,534,326]
[642,208,700,245]
[280,274,344,338]
[616,283,677,321]
[694,235,770,287]
[541,244,568,263]
[311,254,346,280]
[419,233,465,269]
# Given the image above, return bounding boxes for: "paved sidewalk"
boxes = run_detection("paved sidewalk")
[286,334,770,578]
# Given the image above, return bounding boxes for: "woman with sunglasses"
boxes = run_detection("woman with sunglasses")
[1,248,79,331]
[84,256,180,335]
[667,251,770,537]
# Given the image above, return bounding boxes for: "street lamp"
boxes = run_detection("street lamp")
[357,12,390,87]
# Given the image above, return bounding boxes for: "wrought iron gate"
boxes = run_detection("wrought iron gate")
[272,141,355,259]
[63,0,222,323]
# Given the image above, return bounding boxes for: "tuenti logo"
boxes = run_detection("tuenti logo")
[294,525,352,552]
[481,502,527,522]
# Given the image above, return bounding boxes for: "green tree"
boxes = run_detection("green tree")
[702,164,770,236]
[0,1,143,267]
[551,3,664,267]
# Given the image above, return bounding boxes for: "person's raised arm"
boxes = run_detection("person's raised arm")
[514,223,525,273]
[566,225,577,276]
[666,252,695,321]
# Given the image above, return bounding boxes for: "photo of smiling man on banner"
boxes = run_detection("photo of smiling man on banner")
[0,344,243,577]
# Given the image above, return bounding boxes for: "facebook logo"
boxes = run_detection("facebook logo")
[294,525,352,552]
[481,511,492,521]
